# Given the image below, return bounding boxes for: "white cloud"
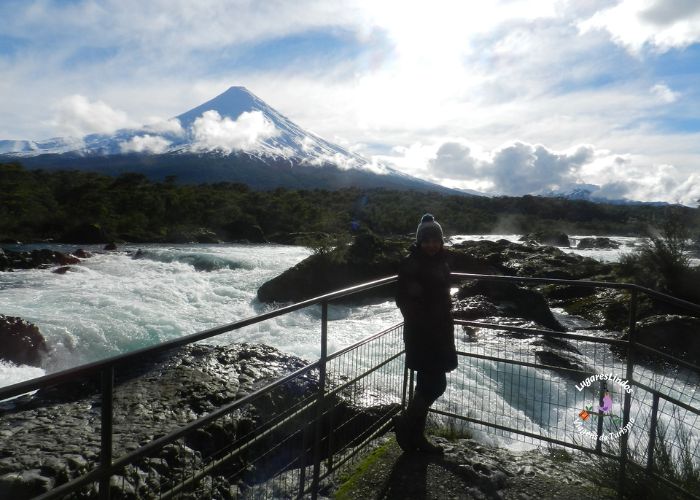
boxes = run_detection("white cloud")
[191,110,277,153]
[52,94,134,136]
[580,0,700,54]
[144,118,185,136]
[378,139,700,205]
[119,134,171,154]
[650,83,679,103]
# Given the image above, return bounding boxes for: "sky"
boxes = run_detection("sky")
[1,0,700,205]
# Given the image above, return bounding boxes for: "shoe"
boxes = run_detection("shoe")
[392,415,416,452]
[415,434,443,454]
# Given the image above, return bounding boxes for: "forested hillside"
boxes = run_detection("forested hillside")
[1,162,697,243]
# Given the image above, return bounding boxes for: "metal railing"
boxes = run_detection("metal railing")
[433,273,700,500]
[2,272,700,499]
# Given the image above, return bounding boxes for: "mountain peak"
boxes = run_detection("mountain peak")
[175,86,266,129]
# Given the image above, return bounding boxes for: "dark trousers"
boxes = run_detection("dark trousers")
[414,370,447,407]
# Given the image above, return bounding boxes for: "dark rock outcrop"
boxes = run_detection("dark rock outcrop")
[258,237,611,304]
[0,315,48,367]
[73,249,92,258]
[454,280,565,331]
[520,231,570,247]
[575,237,620,250]
[449,239,609,280]
[628,315,700,364]
[0,249,81,272]
[257,232,408,303]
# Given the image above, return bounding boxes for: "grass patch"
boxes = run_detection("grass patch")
[333,440,393,500]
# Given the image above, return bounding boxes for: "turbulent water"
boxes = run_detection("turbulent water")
[0,243,403,386]
[1,235,698,453]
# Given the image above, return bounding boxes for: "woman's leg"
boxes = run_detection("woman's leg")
[401,370,447,453]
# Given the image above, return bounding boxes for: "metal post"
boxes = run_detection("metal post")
[646,392,660,471]
[311,301,328,500]
[298,423,308,498]
[618,288,637,498]
[401,364,409,409]
[100,365,114,500]
[596,380,607,454]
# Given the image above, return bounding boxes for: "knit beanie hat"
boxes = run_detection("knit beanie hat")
[416,214,444,243]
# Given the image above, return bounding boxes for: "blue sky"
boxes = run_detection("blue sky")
[1,0,700,205]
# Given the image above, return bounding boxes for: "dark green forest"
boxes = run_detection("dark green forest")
[1,162,698,243]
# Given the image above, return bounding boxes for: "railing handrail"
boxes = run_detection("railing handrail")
[0,275,398,400]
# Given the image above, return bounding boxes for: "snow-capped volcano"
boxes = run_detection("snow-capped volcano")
[0,87,463,193]
[0,86,367,168]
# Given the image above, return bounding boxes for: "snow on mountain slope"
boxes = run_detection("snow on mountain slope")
[0,87,370,169]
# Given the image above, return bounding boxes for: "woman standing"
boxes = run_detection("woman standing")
[394,213,457,453]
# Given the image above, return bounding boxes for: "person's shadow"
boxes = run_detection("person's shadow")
[378,452,434,499]
[377,451,502,499]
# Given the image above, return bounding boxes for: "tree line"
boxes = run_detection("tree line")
[1,162,698,243]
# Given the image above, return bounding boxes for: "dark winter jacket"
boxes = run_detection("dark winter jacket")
[396,244,457,372]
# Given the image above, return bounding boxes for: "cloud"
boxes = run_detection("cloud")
[650,83,679,103]
[424,141,594,195]
[52,94,134,136]
[119,134,171,154]
[380,139,700,205]
[144,118,184,136]
[580,0,700,54]
[191,110,277,153]
[430,142,479,178]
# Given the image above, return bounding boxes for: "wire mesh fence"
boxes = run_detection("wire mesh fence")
[3,275,700,499]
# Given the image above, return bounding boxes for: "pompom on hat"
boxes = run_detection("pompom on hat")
[416,213,444,243]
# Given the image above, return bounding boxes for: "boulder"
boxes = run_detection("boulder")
[520,231,570,248]
[535,350,587,379]
[103,242,118,251]
[576,237,620,250]
[629,315,700,364]
[0,315,48,367]
[257,233,407,303]
[73,249,92,259]
[450,239,609,280]
[455,280,565,331]
[0,249,80,272]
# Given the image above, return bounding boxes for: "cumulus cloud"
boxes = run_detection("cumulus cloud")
[650,83,679,103]
[119,134,171,154]
[53,95,133,136]
[430,142,479,178]
[580,0,700,54]
[191,110,277,153]
[425,141,594,195]
[382,139,699,205]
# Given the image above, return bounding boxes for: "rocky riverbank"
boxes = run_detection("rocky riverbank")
[0,343,327,498]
